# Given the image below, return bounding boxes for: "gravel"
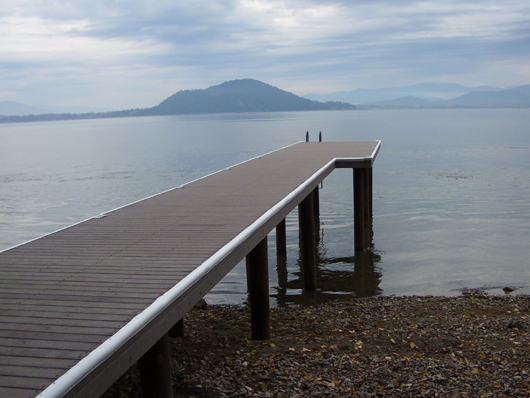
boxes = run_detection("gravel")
[102,292,530,397]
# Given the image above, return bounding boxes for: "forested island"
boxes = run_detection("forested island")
[0,79,354,124]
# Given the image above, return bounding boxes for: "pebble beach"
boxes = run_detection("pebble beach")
[103,292,530,398]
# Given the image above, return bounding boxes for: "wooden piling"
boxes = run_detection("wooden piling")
[312,187,320,223]
[246,237,270,340]
[368,167,373,218]
[276,219,287,256]
[354,168,366,251]
[363,168,371,226]
[169,318,184,338]
[139,333,173,398]
[299,194,317,291]
[312,187,321,245]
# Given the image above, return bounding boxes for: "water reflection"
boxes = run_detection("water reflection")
[273,223,383,306]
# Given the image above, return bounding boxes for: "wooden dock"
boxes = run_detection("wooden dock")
[0,141,380,398]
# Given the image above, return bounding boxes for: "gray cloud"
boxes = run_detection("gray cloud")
[1,0,529,109]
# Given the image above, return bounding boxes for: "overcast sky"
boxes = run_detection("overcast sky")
[1,0,529,110]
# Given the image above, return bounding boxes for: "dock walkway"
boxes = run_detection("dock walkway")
[0,141,380,398]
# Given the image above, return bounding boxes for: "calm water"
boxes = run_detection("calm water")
[1,109,529,305]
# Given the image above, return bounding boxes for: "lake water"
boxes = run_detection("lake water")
[1,109,529,305]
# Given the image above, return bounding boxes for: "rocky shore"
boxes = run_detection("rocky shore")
[102,292,529,397]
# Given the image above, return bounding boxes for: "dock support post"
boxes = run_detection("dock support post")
[368,167,373,218]
[312,187,320,225]
[354,168,367,251]
[139,333,173,398]
[169,318,184,338]
[276,219,287,256]
[312,187,321,246]
[299,194,317,291]
[363,168,371,226]
[246,237,270,340]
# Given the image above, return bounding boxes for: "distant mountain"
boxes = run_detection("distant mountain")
[311,83,529,109]
[304,83,504,104]
[444,85,530,107]
[369,96,435,108]
[0,101,48,116]
[150,79,354,114]
[0,79,354,123]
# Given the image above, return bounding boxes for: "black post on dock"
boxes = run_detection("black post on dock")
[139,333,173,398]
[246,237,271,340]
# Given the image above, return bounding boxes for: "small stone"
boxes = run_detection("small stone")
[506,320,524,329]
[194,298,208,310]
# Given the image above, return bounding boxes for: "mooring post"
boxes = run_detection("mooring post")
[276,219,287,256]
[169,318,184,338]
[299,193,317,291]
[139,333,173,398]
[246,237,270,340]
[353,168,366,251]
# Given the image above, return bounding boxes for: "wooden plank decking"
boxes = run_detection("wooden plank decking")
[0,141,380,398]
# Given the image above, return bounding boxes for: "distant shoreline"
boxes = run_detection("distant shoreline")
[3,105,530,125]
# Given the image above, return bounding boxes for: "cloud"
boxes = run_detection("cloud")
[1,0,529,108]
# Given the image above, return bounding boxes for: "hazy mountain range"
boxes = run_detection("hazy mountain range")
[1,80,529,123]
[303,83,530,108]
[0,79,353,122]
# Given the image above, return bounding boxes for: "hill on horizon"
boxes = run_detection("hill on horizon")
[443,85,530,107]
[0,79,354,123]
[151,79,354,114]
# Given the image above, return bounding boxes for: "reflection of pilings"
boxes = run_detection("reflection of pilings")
[246,237,270,340]
[298,194,317,291]
[274,246,382,305]
[274,188,380,306]
[276,251,288,290]
[276,219,287,256]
